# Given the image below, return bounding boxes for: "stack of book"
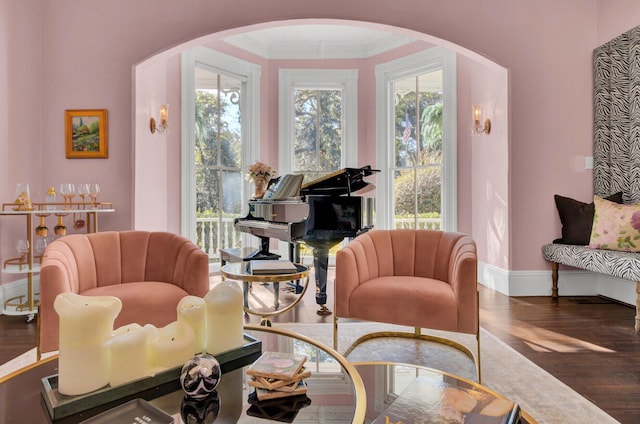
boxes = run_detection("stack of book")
[246,351,311,401]
[249,260,298,275]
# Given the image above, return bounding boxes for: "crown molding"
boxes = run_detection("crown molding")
[223,30,413,60]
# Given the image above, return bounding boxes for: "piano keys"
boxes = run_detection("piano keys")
[233,201,307,260]
[235,165,380,314]
[249,200,309,227]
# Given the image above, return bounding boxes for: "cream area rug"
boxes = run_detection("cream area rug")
[0,322,619,424]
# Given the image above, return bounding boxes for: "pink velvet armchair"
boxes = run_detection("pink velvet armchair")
[334,229,480,379]
[38,231,210,355]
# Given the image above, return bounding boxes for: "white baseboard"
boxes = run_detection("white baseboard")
[478,261,635,306]
[0,276,40,312]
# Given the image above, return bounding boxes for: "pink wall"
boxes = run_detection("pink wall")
[597,0,640,44]
[3,0,640,286]
[0,0,43,284]
[468,59,510,269]
[134,56,170,232]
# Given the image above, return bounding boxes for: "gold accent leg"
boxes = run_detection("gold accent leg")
[36,306,42,361]
[235,271,311,324]
[476,289,482,384]
[88,211,98,233]
[333,315,338,351]
[476,331,482,384]
[26,214,35,311]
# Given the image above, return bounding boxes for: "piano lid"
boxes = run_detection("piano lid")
[301,165,380,196]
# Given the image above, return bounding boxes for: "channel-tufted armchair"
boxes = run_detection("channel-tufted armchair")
[38,231,210,356]
[334,229,481,380]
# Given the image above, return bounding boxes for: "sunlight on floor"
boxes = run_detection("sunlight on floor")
[505,321,615,353]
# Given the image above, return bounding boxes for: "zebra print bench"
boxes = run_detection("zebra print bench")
[542,243,640,332]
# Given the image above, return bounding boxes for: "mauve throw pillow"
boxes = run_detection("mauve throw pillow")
[589,195,640,252]
[553,192,623,245]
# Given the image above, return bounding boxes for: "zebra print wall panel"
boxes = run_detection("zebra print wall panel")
[593,25,640,204]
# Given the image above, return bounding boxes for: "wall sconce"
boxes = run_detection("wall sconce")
[149,101,169,134]
[472,104,491,135]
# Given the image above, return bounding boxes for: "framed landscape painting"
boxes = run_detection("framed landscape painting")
[65,109,108,158]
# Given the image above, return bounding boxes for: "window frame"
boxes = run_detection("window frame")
[375,47,457,231]
[278,69,358,175]
[181,46,261,242]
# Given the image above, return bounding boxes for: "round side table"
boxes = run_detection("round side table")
[221,262,310,326]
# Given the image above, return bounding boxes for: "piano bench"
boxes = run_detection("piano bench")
[220,247,262,266]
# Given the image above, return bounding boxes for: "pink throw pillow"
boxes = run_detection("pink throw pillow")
[589,195,640,252]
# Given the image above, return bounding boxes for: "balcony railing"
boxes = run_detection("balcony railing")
[394,218,441,230]
[195,217,241,263]
[195,216,442,263]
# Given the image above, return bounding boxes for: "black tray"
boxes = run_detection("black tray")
[41,333,262,421]
[78,398,173,424]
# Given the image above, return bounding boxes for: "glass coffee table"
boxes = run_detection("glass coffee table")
[0,327,533,424]
[221,262,310,326]
[0,325,366,423]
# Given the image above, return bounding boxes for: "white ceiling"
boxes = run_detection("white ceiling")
[222,24,416,60]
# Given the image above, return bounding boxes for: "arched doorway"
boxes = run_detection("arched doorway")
[133,19,508,272]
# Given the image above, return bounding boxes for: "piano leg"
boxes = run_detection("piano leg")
[289,242,300,263]
[287,242,304,294]
[245,236,280,260]
[313,248,332,315]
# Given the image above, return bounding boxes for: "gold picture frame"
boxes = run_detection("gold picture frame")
[65,109,108,159]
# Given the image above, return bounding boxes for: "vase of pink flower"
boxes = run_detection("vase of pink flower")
[14,183,32,211]
[247,161,275,199]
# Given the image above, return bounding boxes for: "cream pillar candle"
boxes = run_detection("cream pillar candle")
[108,323,155,387]
[205,281,244,355]
[53,292,122,396]
[148,321,195,371]
[177,295,207,354]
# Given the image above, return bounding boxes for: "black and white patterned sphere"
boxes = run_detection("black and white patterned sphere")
[180,353,221,399]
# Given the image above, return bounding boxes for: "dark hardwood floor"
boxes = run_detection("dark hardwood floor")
[479,287,640,424]
[2,273,639,423]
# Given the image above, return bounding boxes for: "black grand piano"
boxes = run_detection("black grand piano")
[235,166,379,315]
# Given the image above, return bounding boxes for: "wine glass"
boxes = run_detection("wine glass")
[15,239,29,263]
[67,183,76,204]
[54,214,67,236]
[59,183,74,206]
[89,183,101,207]
[77,183,90,204]
[35,214,49,237]
[34,237,48,257]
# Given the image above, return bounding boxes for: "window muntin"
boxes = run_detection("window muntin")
[293,88,343,181]
[392,71,443,229]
